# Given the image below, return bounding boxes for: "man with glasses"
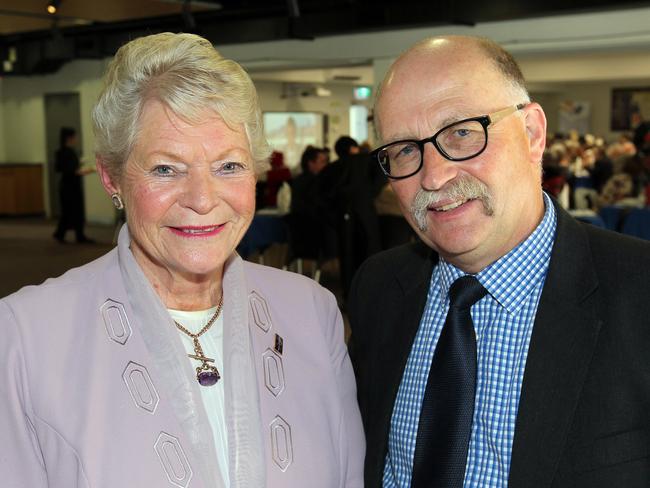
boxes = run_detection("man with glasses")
[349,35,650,488]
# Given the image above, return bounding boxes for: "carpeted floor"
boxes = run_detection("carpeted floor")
[0,218,116,297]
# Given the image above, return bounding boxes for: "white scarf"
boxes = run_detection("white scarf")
[117,225,265,487]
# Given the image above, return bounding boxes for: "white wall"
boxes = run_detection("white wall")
[0,59,114,224]
[530,78,650,141]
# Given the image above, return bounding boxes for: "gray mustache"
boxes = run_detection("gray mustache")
[410,175,494,231]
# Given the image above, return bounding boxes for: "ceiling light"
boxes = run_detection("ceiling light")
[46,0,61,15]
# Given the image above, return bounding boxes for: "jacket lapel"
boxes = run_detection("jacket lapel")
[509,205,602,487]
[366,243,437,486]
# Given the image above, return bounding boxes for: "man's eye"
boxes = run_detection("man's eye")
[454,128,471,137]
[390,143,418,161]
[399,145,417,156]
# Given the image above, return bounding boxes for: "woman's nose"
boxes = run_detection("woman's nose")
[179,172,219,214]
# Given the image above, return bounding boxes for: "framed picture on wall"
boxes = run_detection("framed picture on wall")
[558,100,591,135]
[263,112,325,170]
[611,87,650,131]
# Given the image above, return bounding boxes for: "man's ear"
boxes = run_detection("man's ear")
[524,102,547,164]
[96,158,120,196]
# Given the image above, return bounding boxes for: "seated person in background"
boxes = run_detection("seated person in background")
[590,145,614,194]
[542,162,569,207]
[288,146,335,260]
[599,155,647,209]
[599,173,638,208]
[0,32,364,488]
[264,150,292,207]
[542,150,570,206]
[571,147,598,210]
[606,133,637,173]
[291,146,328,219]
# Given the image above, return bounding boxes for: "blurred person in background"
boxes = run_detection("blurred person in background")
[52,127,95,244]
[291,145,328,220]
[263,150,292,208]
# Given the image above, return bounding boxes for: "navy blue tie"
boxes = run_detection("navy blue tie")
[411,275,487,488]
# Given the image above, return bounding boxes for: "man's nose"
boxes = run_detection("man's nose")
[419,142,460,191]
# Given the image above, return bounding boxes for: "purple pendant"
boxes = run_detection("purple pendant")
[198,370,220,386]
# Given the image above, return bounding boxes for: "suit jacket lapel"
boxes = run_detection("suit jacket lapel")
[509,205,602,487]
[366,243,437,486]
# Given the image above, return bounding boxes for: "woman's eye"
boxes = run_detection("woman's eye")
[153,165,175,176]
[220,161,246,173]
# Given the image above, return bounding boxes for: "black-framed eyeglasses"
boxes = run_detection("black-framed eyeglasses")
[372,103,528,180]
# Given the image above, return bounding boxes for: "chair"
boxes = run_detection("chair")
[621,208,650,240]
[599,205,643,233]
[573,214,606,228]
[599,206,625,231]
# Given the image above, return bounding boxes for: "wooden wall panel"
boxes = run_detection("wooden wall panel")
[0,164,44,215]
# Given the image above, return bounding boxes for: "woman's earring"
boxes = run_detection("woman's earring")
[111,193,124,210]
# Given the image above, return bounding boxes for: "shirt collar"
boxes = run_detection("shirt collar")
[438,192,557,313]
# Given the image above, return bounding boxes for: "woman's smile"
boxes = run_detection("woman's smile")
[168,224,226,237]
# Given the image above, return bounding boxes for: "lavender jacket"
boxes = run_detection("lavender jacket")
[0,227,364,488]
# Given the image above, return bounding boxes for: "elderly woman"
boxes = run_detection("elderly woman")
[0,33,364,488]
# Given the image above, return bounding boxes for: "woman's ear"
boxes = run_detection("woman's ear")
[524,102,547,165]
[96,158,120,196]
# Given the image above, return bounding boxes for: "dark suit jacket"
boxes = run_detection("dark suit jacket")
[348,202,650,487]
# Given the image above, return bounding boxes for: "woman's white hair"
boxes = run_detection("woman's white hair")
[92,32,271,178]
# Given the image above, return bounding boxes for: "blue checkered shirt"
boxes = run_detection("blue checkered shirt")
[383,193,557,488]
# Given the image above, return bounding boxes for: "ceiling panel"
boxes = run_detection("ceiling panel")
[0,0,217,35]
[1,0,649,76]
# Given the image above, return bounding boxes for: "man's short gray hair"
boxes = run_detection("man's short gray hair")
[92,32,271,179]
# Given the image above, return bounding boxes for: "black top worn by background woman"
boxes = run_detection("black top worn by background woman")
[52,145,91,243]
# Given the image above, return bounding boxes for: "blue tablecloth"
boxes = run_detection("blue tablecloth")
[237,214,287,258]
